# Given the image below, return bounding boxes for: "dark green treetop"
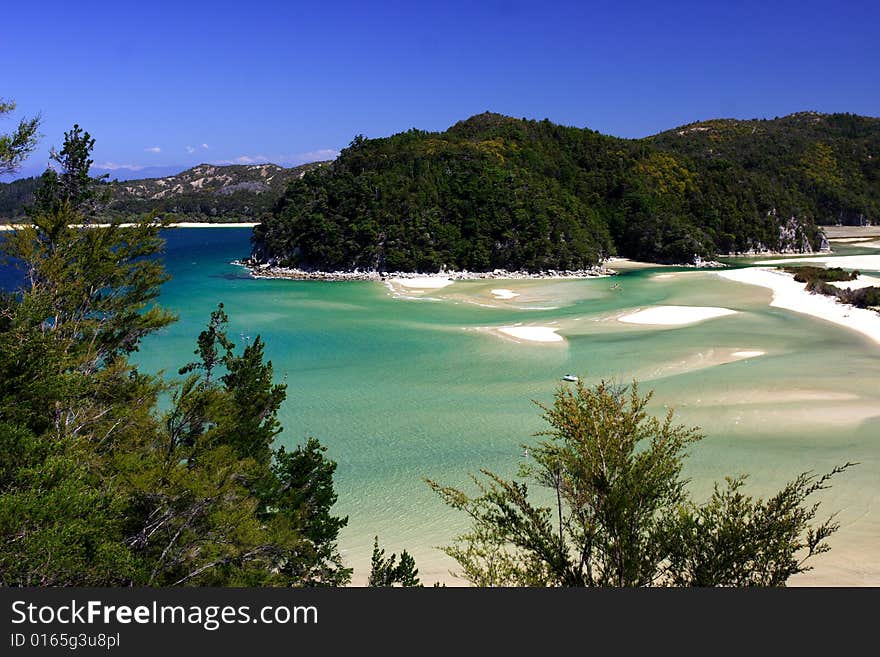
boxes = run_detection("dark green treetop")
[368,536,422,587]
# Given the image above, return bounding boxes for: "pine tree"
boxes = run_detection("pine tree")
[368,536,421,587]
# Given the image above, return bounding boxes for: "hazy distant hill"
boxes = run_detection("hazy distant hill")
[0,161,329,221]
[252,111,878,269]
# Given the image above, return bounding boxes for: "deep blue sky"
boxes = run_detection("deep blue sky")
[2,0,878,179]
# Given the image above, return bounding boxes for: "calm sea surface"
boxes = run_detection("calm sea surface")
[5,228,880,584]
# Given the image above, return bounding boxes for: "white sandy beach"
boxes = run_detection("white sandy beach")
[496,326,563,343]
[604,257,672,271]
[618,305,737,325]
[0,221,259,230]
[718,267,880,345]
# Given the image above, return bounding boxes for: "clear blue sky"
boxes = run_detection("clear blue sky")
[2,0,878,179]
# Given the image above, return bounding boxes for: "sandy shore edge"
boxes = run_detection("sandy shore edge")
[717,267,880,345]
[0,221,259,230]
[239,260,615,282]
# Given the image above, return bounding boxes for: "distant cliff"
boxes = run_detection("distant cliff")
[0,161,329,222]
[253,112,878,270]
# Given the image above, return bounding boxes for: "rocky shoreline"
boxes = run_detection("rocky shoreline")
[233,259,617,281]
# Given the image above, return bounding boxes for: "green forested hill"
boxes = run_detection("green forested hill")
[253,112,878,269]
[0,176,39,220]
[0,161,328,222]
[649,112,880,227]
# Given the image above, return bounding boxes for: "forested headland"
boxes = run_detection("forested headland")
[252,111,879,270]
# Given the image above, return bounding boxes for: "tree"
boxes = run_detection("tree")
[368,536,421,587]
[0,98,40,175]
[263,439,352,585]
[665,467,851,586]
[0,126,352,587]
[428,379,853,587]
[0,128,172,585]
[0,421,136,585]
[0,127,174,431]
[138,307,350,586]
[30,124,109,218]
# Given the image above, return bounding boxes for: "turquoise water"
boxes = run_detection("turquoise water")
[121,230,878,584]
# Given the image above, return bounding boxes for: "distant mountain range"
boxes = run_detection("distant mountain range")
[0,161,329,221]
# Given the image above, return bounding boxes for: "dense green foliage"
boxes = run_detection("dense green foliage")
[0,162,328,222]
[0,175,38,219]
[0,128,351,586]
[0,98,40,176]
[783,265,858,283]
[782,265,880,311]
[650,112,880,227]
[254,111,878,270]
[428,379,851,586]
[839,285,880,309]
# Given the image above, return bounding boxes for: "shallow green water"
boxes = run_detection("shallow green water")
[136,229,880,584]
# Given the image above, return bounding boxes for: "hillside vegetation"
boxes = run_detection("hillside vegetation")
[253,111,878,269]
[0,161,328,222]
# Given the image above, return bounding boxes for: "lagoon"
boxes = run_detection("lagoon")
[23,227,880,585]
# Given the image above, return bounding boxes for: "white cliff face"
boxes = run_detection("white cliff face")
[777,216,813,253]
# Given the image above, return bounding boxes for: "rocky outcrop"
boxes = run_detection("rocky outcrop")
[737,212,829,255]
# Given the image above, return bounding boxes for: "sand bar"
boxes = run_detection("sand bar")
[731,350,765,358]
[490,288,520,300]
[633,348,767,382]
[618,305,737,325]
[497,326,563,343]
[718,267,880,345]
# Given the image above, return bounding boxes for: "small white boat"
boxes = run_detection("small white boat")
[562,374,579,382]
